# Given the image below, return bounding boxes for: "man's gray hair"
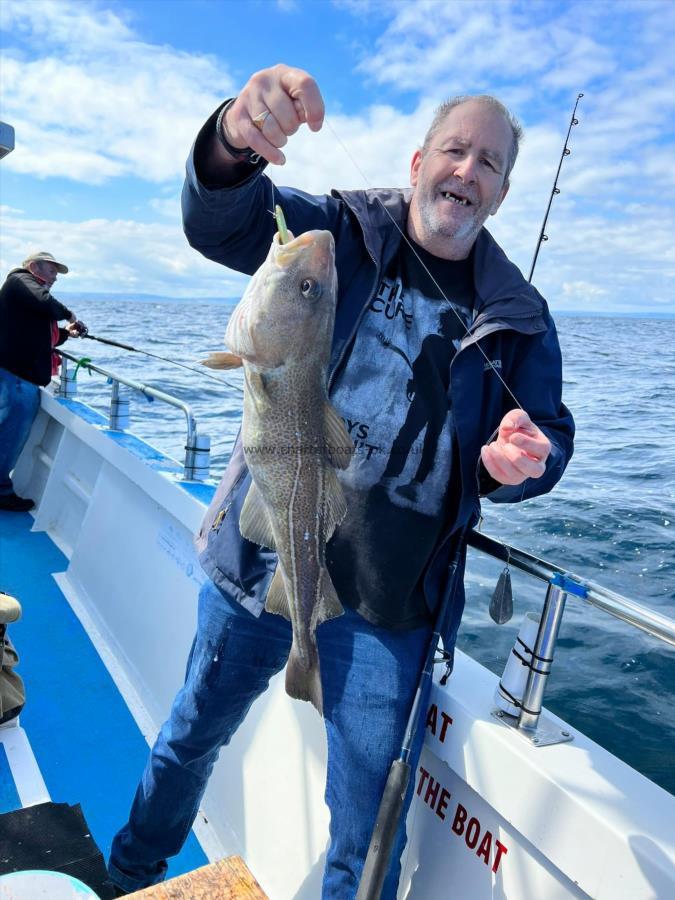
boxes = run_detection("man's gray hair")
[422,95,523,184]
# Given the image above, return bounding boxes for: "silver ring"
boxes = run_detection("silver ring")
[252,109,271,131]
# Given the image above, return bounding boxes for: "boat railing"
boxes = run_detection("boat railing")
[465,528,675,747]
[55,350,211,481]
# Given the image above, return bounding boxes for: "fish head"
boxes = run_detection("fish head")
[225,229,337,369]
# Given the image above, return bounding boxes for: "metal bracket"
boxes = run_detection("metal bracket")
[492,708,574,748]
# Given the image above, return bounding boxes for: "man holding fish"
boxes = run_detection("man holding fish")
[109,64,574,898]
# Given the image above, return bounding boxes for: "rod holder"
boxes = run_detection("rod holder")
[492,572,587,747]
[57,356,77,398]
[109,381,130,431]
[517,578,568,732]
[494,611,540,717]
[184,432,211,481]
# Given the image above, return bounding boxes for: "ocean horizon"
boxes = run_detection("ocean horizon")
[56,291,675,319]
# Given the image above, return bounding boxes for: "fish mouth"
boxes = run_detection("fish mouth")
[274,230,334,271]
[440,189,473,207]
[275,231,316,268]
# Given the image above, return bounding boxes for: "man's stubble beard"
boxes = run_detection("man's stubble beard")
[415,190,484,248]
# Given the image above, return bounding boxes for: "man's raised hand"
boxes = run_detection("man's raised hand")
[223,64,324,165]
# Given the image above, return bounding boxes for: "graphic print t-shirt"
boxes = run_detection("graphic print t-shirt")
[326,239,474,628]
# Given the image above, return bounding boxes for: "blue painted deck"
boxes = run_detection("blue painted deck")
[0,509,208,878]
[0,743,21,812]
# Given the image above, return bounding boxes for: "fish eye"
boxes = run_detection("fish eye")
[300,278,322,299]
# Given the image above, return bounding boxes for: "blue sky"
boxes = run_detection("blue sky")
[1,0,674,314]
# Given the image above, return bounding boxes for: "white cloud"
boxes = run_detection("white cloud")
[0,209,249,299]
[149,195,183,220]
[354,2,615,94]
[0,0,235,184]
[277,101,436,193]
[2,0,134,49]
[562,280,609,299]
[340,0,675,314]
[351,1,675,192]
[1,0,673,316]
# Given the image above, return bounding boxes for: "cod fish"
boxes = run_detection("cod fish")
[203,225,352,715]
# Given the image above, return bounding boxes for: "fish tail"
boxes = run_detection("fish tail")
[286,642,324,716]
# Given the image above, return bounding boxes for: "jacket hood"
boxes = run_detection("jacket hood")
[333,187,546,335]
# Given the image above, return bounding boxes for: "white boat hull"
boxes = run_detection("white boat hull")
[11,389,675,899]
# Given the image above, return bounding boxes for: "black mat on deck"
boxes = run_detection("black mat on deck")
[0,801,116,898]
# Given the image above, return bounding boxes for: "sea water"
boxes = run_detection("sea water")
[64,299,675,795]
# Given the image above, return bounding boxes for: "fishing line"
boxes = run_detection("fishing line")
[80,333,243,393]
[322,116,524,413]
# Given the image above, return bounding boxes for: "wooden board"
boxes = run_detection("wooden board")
[125,856,268,899]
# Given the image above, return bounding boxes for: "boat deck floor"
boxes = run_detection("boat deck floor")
[0,509,208,880]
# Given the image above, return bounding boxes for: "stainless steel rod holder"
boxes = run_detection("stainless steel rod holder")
[57,356,77,398]
[184,432,211,481]
[518,578,568,732]
[109,381,130,431]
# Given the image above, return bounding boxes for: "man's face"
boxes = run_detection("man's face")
[31,261,59,287]
[408,100,513,257]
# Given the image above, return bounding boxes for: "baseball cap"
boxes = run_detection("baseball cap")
[22,251,69,274]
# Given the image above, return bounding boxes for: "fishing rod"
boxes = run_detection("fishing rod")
[80,332,243,392]
[356,532,467,900]
[528,92,584,283]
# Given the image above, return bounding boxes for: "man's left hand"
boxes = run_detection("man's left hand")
[480,409,551,486]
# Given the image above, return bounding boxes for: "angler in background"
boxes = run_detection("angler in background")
[0,251,87,512]
[109,65,574,898]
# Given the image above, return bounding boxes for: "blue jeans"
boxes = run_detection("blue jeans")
[109,578,432,898]
[0,368,40,496]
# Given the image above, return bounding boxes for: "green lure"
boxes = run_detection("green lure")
[275,204,290,245]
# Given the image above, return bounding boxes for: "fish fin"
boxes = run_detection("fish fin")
[323,403,353,470]
[285,642,323,716]
[244,369,271,411]
[265,566,291,620]
[239,483,276,550]
[314,567,344,628]
[201,351,243,370]
[322,468,348,542]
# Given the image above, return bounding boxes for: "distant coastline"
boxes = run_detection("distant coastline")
[58,292,675,320]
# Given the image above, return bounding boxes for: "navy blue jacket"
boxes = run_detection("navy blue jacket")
[182,156,574,650]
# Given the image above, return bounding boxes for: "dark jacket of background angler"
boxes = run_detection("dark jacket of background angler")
[0,268,73,386]
[181,141,575,656]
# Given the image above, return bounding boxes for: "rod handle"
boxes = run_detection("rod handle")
[356,759,411,900]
